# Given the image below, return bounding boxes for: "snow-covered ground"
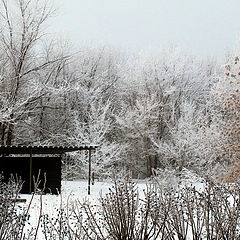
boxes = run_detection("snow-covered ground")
[22,179,149,208]
[19,179,149,239]
[17,175,204,239]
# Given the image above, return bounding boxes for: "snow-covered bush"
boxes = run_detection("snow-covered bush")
[152,101,221,176]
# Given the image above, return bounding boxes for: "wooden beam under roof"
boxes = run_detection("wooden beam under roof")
[0,145,98,155]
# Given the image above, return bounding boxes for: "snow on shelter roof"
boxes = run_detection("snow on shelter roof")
[0,145,98,155]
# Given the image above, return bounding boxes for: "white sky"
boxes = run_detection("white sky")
[51,0,240,59]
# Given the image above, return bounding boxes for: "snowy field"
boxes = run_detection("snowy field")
[21,174,203,220]
[19,179,150,239]
[11,174,239,239]
[17,175,205,239]
[22,179,149,207]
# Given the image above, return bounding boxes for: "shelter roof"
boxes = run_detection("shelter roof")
[0,145,97,155]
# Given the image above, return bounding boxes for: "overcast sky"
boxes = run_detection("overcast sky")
[52,0,240,59]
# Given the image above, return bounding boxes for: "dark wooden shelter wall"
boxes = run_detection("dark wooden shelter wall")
[0,157,61,194]
[0,157,30,193]
[32,157,61,194]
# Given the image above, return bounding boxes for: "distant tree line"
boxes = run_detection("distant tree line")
[0,0,239,180]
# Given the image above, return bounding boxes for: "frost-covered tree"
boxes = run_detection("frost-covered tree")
[116,47,215,177]
[57,46,125,178]
[152,101,221,177]
[0,0,69,145]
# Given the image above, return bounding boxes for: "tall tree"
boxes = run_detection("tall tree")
[0,0,68,145]
[116,47,215,177]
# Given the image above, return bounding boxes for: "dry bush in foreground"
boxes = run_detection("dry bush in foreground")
[0,173,44,240]
[3,174,238,239]
[41,179,240,240]
[0,175,32,240]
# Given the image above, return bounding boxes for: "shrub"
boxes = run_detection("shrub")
[0,175,31,239]
[40,179,240,240]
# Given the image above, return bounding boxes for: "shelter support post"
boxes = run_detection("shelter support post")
[29,149,32,194]
[88,149,92,195]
